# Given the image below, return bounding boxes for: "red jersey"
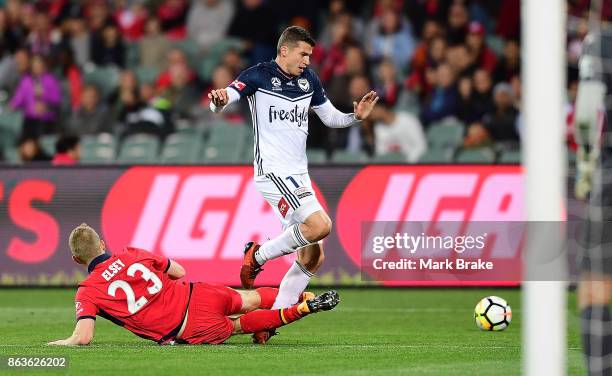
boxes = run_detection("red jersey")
[75,247,191,343]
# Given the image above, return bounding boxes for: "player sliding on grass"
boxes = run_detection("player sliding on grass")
[47,224,339,346]
[209,26,378,344]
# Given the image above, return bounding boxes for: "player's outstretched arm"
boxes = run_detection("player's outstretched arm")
[47,318,95,346]
[313,90,379,128]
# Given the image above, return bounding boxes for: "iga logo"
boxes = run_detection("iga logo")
[335,166,525,273]
[101,167,328,285]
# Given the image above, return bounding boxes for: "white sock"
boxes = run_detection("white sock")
[271,261,313,309]
[254,224,310,265]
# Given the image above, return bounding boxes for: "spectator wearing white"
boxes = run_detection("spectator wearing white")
[370,103,427,162]
[187,0,235,51]
[368,9,415,69]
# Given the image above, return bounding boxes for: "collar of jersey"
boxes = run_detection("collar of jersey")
[88,253,111,274]
[271,60,295,80]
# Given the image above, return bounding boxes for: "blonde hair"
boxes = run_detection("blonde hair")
[69,223,102,262]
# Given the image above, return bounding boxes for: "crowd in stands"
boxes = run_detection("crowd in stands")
[0,0,605,164]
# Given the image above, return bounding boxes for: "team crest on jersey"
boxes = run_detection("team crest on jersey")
[271,77,282,91]
[298,78,309,92]
[75,301,83,315]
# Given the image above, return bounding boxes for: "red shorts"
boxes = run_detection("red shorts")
[179,283,243,345]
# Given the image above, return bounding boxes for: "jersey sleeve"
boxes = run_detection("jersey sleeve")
[75,287,99,321]
[310,71,328,108]
[228,65,259,97]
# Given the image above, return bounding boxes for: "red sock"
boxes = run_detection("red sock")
[239,305,303,334]
[255,287,278,309]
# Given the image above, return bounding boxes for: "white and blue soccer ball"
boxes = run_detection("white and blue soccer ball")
[474,296,512,331]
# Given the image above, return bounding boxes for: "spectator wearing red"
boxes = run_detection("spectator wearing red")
[114,0,148,42]
[155,48,195,92]
[466,21,497,73]
[406,35,446,102]
[57,47,82,111]
[374,59,400,107]
[52,135,80,165]
[157,0,189,40]
[317,17,354,83]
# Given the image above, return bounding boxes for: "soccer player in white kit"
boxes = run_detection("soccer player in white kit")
[208,26,378,343]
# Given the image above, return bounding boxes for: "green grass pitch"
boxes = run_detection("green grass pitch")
[0,288,586,375]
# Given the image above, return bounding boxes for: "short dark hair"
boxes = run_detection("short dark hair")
[277,26,315,55]
[55,135,80,154]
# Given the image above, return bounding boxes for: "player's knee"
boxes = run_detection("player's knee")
[312,217,332,241]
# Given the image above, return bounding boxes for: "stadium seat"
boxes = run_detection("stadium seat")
[160,132,202,163]
[307,149,327,164]
[134,66,159,85]
[0,109,23,150]
[330,150,369,164]
[201,125,249,163]
[83,66,119,98]
[39,134,58,156]
[426,121,464,151]
[455,148,496,163]
[80,133,117,164]
[372,152,407,163]
[117,133,160,163]
[2,146,19,163]
[499,150,521,163]
[418,148,454,163]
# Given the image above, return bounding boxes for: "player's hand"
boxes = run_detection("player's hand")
[353,90,379,121]
[208,89,229,107]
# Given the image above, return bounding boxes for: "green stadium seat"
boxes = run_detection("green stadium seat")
[117,134,160,163]
[499,150,521,164]
[418,148,454,163]
[134,66,159,85]
[83,66,119,98]
[80,133,118,164]
[201,145,243,163]
[39,134,57,156]
[307,149,327,164]
[2,146,19,163]
[331,150,369,164]
[426,121,464,151]
[372,152,407,163]
[160,132,202,163]
[0,109,24,150]
[455,148,496,163]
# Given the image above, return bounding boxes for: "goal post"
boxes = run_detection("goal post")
[522,0,567,375]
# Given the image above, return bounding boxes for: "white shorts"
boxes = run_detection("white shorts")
[254,172,323,230]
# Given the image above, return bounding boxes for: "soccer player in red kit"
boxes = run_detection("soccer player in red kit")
[47,224,339,346]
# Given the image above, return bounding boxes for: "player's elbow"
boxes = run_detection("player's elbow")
[175,265,186,279]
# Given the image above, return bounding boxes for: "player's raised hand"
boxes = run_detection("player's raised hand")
[353,90,380,120]
[208,89,229,107]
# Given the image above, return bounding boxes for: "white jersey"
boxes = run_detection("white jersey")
[215,60,359,176]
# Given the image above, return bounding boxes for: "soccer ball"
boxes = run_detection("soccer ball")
[474,296,512,331]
